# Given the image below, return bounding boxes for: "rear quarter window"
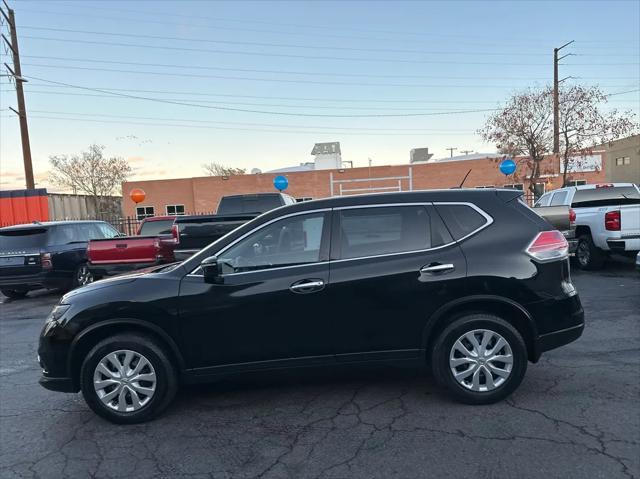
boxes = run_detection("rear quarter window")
[435,204,489,241]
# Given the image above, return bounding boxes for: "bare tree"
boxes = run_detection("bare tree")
[49,144,132,212]
[559,85,638,186]
[478,87,554,194]
[202,162,245,176]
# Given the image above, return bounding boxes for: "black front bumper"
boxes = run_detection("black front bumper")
[39,375,77,393]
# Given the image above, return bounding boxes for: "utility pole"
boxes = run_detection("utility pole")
[446,147,457,158]
[460,150,474,155]
[553,40,574,154]
[1,0,34,189]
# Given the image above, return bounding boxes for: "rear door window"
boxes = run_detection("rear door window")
[338,206,430,259]
[571,186,640,207]
[435,204,489,241]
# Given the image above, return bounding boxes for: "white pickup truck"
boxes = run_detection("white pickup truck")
[535,183,640,270]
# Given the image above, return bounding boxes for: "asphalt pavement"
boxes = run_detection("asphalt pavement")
[1,260,639,479]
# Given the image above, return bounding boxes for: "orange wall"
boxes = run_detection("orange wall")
[122,153,607,217]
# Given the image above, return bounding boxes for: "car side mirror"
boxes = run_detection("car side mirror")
[201,256,223,284]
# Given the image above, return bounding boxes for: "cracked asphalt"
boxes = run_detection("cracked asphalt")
[1,261,639,479]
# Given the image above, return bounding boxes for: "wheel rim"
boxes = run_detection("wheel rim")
[77,265,93,286]
[577,241,590,266]
[93,350,157,413]
[449,329,513,392]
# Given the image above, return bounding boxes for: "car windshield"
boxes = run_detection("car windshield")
[0,228,48,250]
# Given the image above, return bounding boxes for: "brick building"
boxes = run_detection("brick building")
[122,152,609,219]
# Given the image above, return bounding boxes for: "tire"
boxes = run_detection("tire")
[72,263,94,289]
[1,289,28,299]
[80,333,178,424]
[575,234,606,270]
[431,314,528,405]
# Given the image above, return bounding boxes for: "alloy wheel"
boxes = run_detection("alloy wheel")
[77,265,94,286]
[449,329,513,392]
[93,350,157,412]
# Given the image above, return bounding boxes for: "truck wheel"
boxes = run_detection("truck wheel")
[72,263,94,288]
[80,333,178,424]
[575,235,606,270]
[431,314,527,405]
[1,289,28,300]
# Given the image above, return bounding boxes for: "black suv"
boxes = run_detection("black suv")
[0,221,120,298]
[38,190,584,423]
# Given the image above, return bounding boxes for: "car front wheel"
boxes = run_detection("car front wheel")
[80,333,178,424]
[431,314,527,404]
[1,289,28,299]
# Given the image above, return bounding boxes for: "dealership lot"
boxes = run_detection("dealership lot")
[1,261,638,479]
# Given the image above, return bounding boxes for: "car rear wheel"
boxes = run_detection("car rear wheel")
[80,333,178,424]
[431,314,527,404]
[1,289,28,299]
[575,234,606,270]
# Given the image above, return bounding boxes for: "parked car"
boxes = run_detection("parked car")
[0,221,120,298]
[38,189,584,423]
[88,216,177,278]
[173,193,296,260]
[535,183,640,270]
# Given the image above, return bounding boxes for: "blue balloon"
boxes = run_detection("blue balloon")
[499,158,516,176]
[273,175,289,191]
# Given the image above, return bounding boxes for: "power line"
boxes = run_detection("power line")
[2,114,475,136]
[15,6,640,48]
[23,63,636,89]
[17,109,477,131]
[22,74,501,118]
[19,55,640,82]
[24,35,639,66]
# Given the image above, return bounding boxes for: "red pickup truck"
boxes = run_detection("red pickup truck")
[87,216,177,278]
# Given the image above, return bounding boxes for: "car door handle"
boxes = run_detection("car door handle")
[420,263,455,274]
[290,279,325,294]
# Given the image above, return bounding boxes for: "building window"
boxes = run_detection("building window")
[615,157,631,166]
[296,197,313,202]
[136,206,155,220]
[503,183,524,190]
[565,179,587,187]
[166,204,185,215]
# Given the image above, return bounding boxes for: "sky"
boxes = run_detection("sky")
[0,0,639,191]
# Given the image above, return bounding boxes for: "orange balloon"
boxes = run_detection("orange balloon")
[130,188,146,204]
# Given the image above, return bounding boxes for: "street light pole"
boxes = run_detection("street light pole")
[553,40,574,154]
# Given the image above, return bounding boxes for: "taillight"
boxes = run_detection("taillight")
[569,208,576,224]
[605,210,621,231]
[595,183,614,188]
[526,231,568,262]
[41,252,53,269]
[171,224,180,244]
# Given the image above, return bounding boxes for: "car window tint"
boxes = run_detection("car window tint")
[0,228,48,249]
[96,222,120,238]
[550,191,568,206]
[534,193,551,207]
[218,212,326,273]
[572,186,640,207]
[139,220,174,236]
[428,206,454,247]
[339,206,430,259]
[435,204,488,241]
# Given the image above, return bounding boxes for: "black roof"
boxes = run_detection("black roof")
[0,220,106,232]
[281,189,521,212]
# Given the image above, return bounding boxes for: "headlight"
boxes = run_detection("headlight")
[47,304,71,323]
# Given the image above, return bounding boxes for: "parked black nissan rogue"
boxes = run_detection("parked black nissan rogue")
[38,190,584,423]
